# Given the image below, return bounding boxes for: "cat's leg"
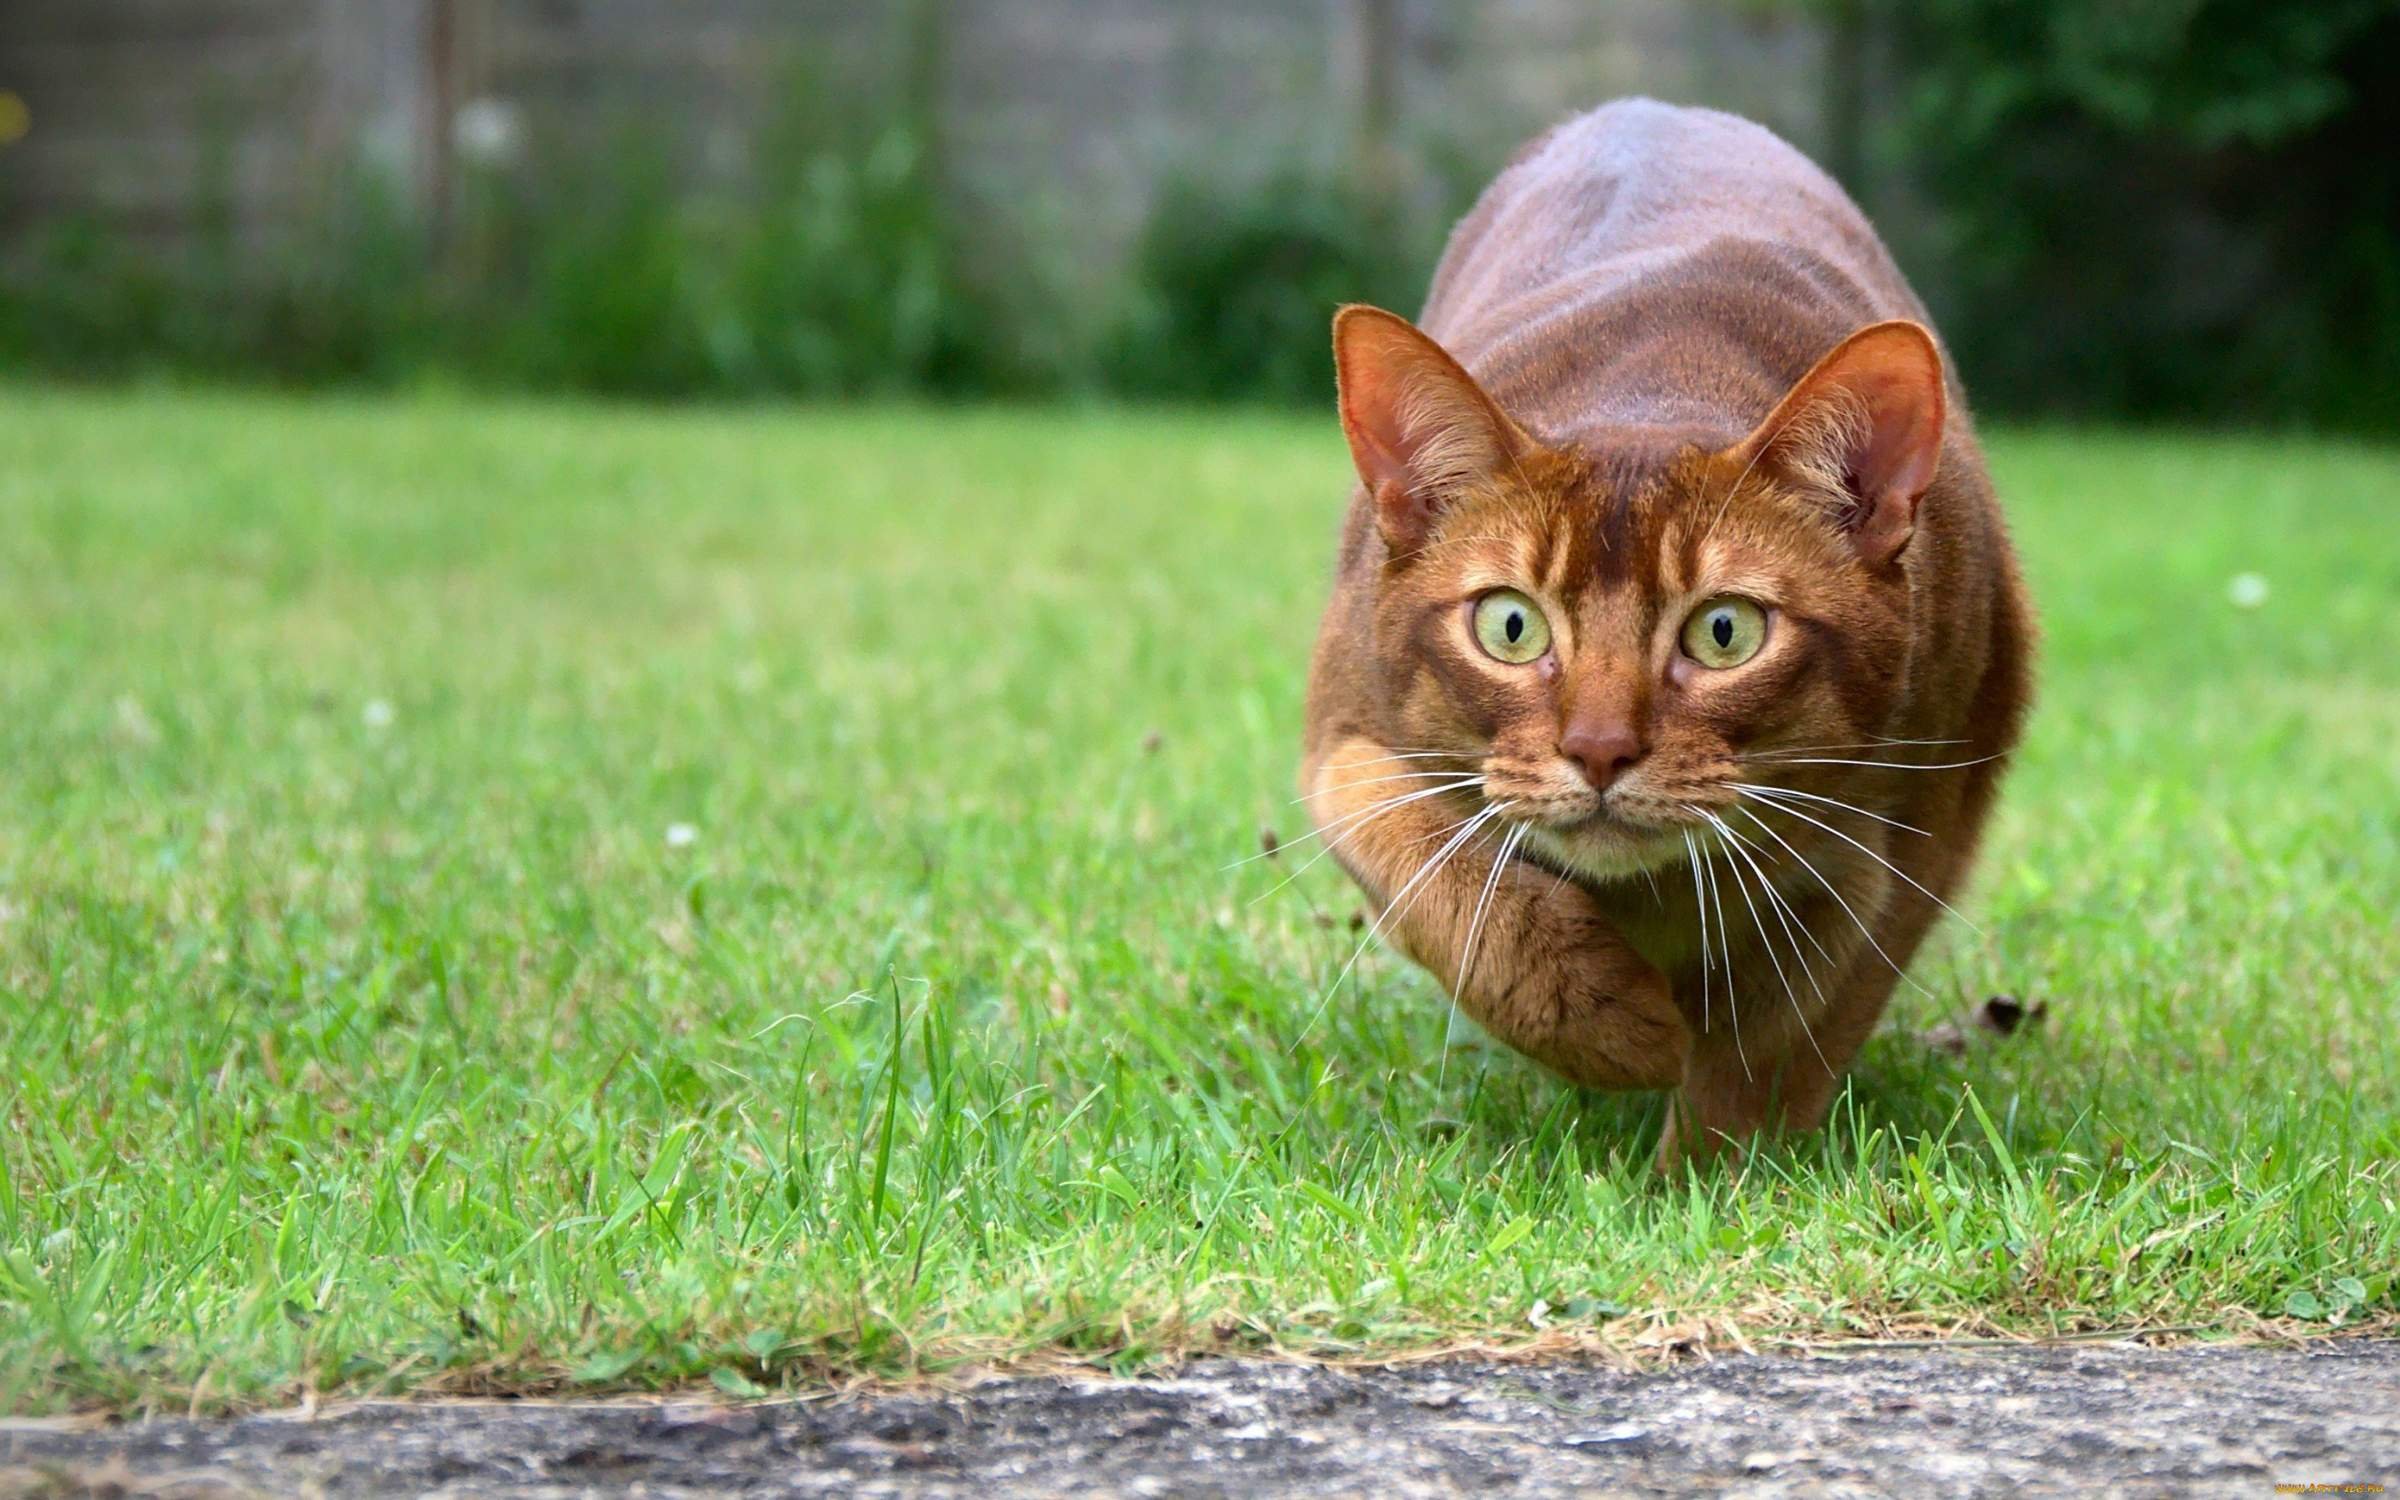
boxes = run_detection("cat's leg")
[1303,737,1689,1089]
[1663,1014,1850,1167]
[1662,858,1913,1166]
[1661,772,2003,1167]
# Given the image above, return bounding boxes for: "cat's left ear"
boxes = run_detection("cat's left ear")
[1735,320,1946,565]
[1333,305,1535,553]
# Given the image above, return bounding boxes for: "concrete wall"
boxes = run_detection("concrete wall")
[0,0,1831,277]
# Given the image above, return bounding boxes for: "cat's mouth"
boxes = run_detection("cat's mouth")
[1518,801,1694,880]
[1485,764,1727,877]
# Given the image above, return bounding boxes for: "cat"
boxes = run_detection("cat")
[1299,99,2036,1166]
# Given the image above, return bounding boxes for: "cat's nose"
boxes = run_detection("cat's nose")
[1560,720,1643,790]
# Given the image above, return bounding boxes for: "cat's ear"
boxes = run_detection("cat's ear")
[1333,305,1533,553]
[1735,320,1946,564]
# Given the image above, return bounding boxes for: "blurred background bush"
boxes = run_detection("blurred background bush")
[1,0,2393,427]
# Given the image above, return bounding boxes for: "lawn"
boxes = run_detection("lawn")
[0,386,2394,1412]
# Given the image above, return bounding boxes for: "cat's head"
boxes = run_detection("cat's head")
[1330,305,1947,880]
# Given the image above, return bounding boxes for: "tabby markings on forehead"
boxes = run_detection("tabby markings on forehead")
[1693,539,1783,609]
[1537,513,1575,596]
[1648,511,1696,597]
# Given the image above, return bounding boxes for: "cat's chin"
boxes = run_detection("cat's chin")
[1521,818,1689,883]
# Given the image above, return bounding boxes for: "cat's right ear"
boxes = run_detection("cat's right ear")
[1333,305,1533,553]
[1732,320,1946,565]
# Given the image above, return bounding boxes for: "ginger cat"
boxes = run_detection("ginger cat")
[1299,100,2035,1165]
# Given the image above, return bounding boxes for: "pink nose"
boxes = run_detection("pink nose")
[1560,721,1642,790]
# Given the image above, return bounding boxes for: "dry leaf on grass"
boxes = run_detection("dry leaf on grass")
[1920,994,2052,1058]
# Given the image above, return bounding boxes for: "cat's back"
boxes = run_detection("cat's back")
[1420,100,1930,438]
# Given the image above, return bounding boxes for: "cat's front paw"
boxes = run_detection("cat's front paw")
[1473,876,1689,1091]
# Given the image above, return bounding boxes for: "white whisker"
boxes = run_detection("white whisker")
[1226,777,1480,873]
[1443,819,1529,1088]
[1247,784,1487,904]
[1705,812,1832,1072]
[1318,750,1472,771]
[1681,829,1712,1037]
[1731,806,1937,1001]
[1750,736,1967,755]
[1713,815,1843,987]
[1294,801,1514,1047]
[1456,824,1526,998]
[1731,781,1928,837]
[1703,813,1815,1063]
[1740,792,1983,936]
[1694,824,1750,1080]
[1290,769,1483,803]
[1742,753,2005,772]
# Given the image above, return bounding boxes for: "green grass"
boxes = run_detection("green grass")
[0,386,2394,1413]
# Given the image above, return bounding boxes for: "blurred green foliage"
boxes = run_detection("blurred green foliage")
[1,1,2394,427]
[1875,0,2400,428]
[0,68,1033,399]
[1107,171,1431,404]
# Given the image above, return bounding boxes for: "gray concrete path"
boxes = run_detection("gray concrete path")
[3,1341,2394,1497]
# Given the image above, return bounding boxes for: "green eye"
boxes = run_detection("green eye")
[1471,589,1551,664]
[1681,597,1769,668]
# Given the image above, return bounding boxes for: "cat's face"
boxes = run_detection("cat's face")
[1332,308,1945,881]
[1365,447,1914,879]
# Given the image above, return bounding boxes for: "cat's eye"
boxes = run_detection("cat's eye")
[1471,589,1551,664]
[1680,597,1768,669]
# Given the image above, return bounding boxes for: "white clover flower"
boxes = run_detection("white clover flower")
[664,822,699,849]
[2227,572,2269,609]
